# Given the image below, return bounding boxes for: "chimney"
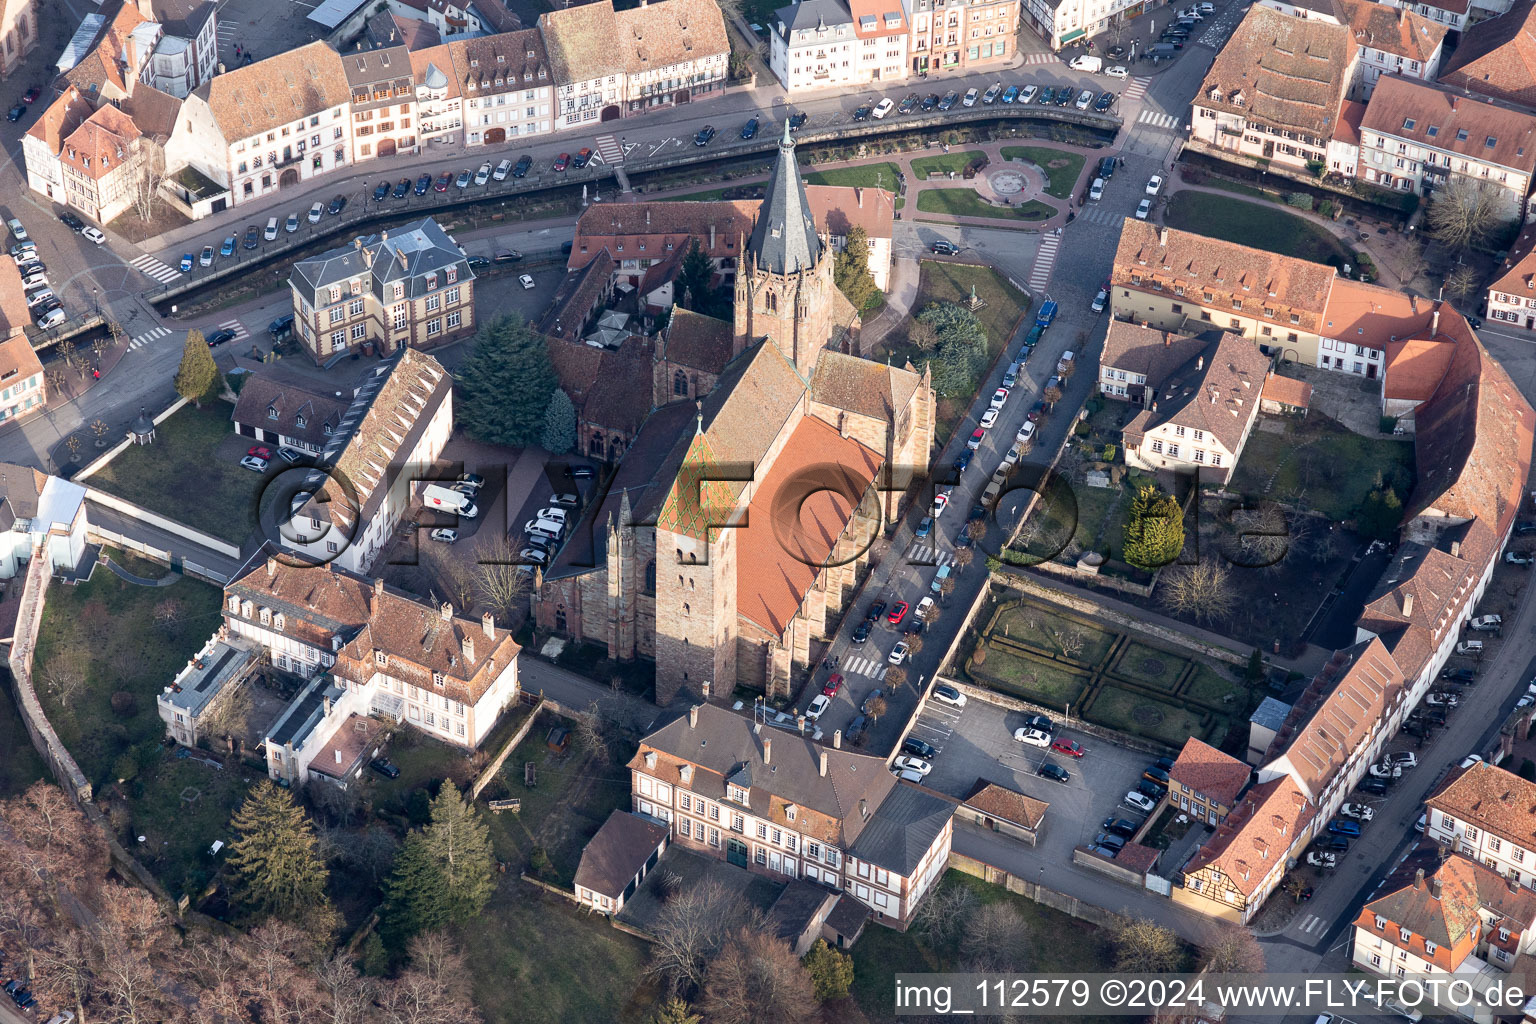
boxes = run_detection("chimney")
[709,224,716,249]
[820,750,828,776]
[463,631,474,663]
[645,208,650,227]
[323,696,332,717]
[1197,355,1204,371]
[374,577,385,595]
[1431,877,1443,899]
[440,601,453,620]
[702,680,711,699]
[1414,867,1425,890]
[798,715,806,734]
[1159,227,1169,247]
[1152,401,1159,412]
[1511,875,1522,894]
[1164,334,1172,347]
[335,749,343,764]
[267,556,278,578]
[762,738,772,764]
[689,705,699,727]
[1403,592,1414,617]
[1451,95,1458,109]
[1451,541,1461,558]
[482,611,495,639]
[833,729,843,749]
[856,187,864,208]
[1432,309,1441,335]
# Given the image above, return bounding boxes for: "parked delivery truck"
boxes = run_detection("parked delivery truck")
[423,483,478,517]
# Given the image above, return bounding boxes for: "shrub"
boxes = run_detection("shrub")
[1102,443,1117,462]
[1287,192,1315,211]
[1318,200,1336,219]
[110,691,138,717]
[972,645,990,666]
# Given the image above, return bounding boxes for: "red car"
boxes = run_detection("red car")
[822,673,843,697]
[1051,738,1084,758]
[247,445,273,460]
[433,172,452,192]
[553,153,571,172]
[966,427,985,450]
[21,86,38,105]
[887,601,909,625]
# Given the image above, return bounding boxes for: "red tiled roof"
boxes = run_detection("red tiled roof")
[1361,76,1536,176]
[1357,853,1536,971]
[1427,761,1536,854]
[60,104,141,181]
[1437,0,1536,107]
[1261,374,1311,409]
[1383,337,1456,402]
[1185,775,1315,898]
[964,780,1048,829]
[1170,737,1251,806]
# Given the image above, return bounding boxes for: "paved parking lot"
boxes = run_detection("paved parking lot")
[912,694,1164,855]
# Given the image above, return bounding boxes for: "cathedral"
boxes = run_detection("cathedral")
[532,124,935,705]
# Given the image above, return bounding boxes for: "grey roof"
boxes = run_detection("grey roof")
[748,122,822,276]
[573,809,670,898]
[343,45,413,93]
[291,218,473,302]
[1250,696,1292,731]
[777,0,853,33]
[847,781,955,876]
[159,638,259,717]
[766,880,837,945]
[231,369,351,449]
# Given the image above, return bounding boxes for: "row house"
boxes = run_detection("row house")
[624,702,955,929]
[0,0,38,80]
[449,28,552,146]
[23,88,97,211]
[1342,0,1446,95]
[903,0,1018,76]
[1379,0,1468,32]
[1190,6,1357,176]
[0,259,45,428]
[772,0,859,91]
[615,0,730,113]
[1487,226,1536,329]
[1173,775,1315,922]
[849,0,908,83]
[279,349,454,576]
[133,0,218,99]
[1354,853,1536,1017]
[60,102,146,224]
[1427,762,1536,891]
[540,1,626,128]
[289,217,475,364]
[1167,737,1251,825]
[1358,75,1536,218]
[409,44,463,147]
[344,45,417,163]
[165,41,353,208]
[1026,0,1153,52]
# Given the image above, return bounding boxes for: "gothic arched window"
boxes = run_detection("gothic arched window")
[673,370,688,396]
[555,605,567,631]
[645,560,656,595]
[766,290,778,313]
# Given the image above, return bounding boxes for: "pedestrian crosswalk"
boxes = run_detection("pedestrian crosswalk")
[1136,109,1183,131]
[219,318,250,341]
[126,326,170,351]
[593,133,624,165]
[905,540,953,567]
[841,654,889,681]
[1121,76,1151,103]
[1028,232,1061,294]
[129,253,181,284]
[1023,52,1061,65]
[1296,914,1326,935]
[1077,205,1123,226]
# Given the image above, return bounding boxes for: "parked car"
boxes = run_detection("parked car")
[888,642,910,665]
[788,111,808,130]
[1426,692,1460,707]
[1368,763,1403,779]
[199,245,216,266]
[1388,752,1418,768]
[219,235,237,257]
[1315,835,1350,852]
[1306,851,1338,868]
[932,684,965,708]
[369,758,401,779]
[307,201,325,223]
[1051,738,1084,758]
[1357,777,1390,796]
[1125,791,1157,813]
[372,181,391,201]
[806,694,832,721]
[938,91,959,110]
[512,155,533,179]
[1327,819,1362,837]
[852,620,871,644]
[1038,762,1071,784]
[887,601,909,624]
[1020,85,1039,104]
[327,195,347,215]
[414,173,433,194]
[967,427,985,450]
[1143,766,1170,786]
[892,755,931,776]
[239,455,269,472]
[1015,727,1051,747]
[518,274,536,289]
[243,224,260,249]
[981,83,1002,105]
[454,169,472,189]
[1340,802,1375,821]
[693,125,716,146]
[903,737,937,760]
[1469,615,1503,631]
[1102,817,1139,838]
[206,328,237,347]
[931,239,960,256]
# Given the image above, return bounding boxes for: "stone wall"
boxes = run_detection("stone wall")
[948,848,1131,932]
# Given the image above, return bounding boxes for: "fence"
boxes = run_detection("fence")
[469,696,546,799]
[84,489,241,559]
[75,395,190,481]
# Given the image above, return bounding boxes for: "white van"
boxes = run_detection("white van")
[1069,54,1103,73]
[1089,177,1106,201]
[264,217,279,240]
[422,483,475,515]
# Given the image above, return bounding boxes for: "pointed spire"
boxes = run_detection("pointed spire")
[695,398,704,435]
[747,120,821,276]
[619,488,633,528]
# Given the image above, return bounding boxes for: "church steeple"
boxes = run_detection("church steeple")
[747,121,821,276]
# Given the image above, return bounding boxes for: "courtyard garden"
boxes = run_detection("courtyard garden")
[962,595,1254,749]
[1163,191,1355,267]
[1226,411,1414,522]
[910,149,988,178]
[803,161,904,190]
[85,399,260,545]
[915,189,1054,220]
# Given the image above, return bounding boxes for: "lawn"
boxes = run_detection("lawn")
[86,400,259,545]
[1000,146,1086,200]
[803,161,903,190]
[1163,191,1353,267]
[991,601,1116,665]
[852,870,1121,1024]
[32,553,223,788]
[1226,411,1415,521]
[1186,664,1245,706]
[123,753,251,899]
[969,644,1089,708]
[916,189,1054,221]
[1069,482,1119,555]
[0,688,50,797]
[1088,685,1216,747]
[1115,640,1191,691]
[463,879,652,1024]
[910,150,988,178]
[884,261,1030,442]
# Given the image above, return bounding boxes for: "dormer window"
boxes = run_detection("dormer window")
[374,650,388,666]
[433,671,445,687]
[295,414,306,429]
[727,783,749,805]
[1375,915,1386,930]
[259,608,271,626]
[786,804,797,822]
[274,614,285,631]
[1426,940,1439,954]
[267,405,278,420]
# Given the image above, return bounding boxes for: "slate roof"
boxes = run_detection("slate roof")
[1120,332,1269,455]
[847,781,955,876]
[142,0,217,38]
[291,219,473,301]
[200,40,351,142]
[1361,75,1536,175]
[765,880,838,945]
[1199,4,1353,138]
[1100,322,1209,380]
[614,0,729,76]
[342,45,413,108]
[749,122,822,276]
[573,810,670,898]
[661,308,734,374]
[778,0,854,34]
[809,350,922,424]
[539,0,624,84]
[230,369,350,449]
[1169,738,1251,806]
[1250,696,1291,732]
[64,3,150,99]
[1438,0,1536,107]
[963,780,1048,829]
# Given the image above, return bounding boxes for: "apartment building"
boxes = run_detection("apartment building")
[230,367,350,455]
[165,41,353,208]
[1174,775,1315,922]
[1426,761,1536,889]
[134,0,218,98]
[1190,6,1356,176]
[344,45,417,163]
[0,259,45,427]
[450,28,552,146]
[540,1,625,128]
[22,89,95,208]
[848,0,908,83]
[279,349,453,576]
[624,702,955,929]
[1354,853,1536,1012]
[1358,75,1536,219]
[1379,0,1467,31]
[410,44,463,147]
[290,217,475,364]
[1168,738,1252,826]
[904,0,1017,75]
[771,0,859,90]
[1486,226,1536,330]
[1343,0,1446,95]
[0,0,38,79]
[1437,1,1536,108]
[58,103,146,225]
[616,0,730,113]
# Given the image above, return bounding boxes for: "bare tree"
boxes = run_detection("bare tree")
[1445,263,1480,300]
[1158,562,1235,624]
[1050,628,1086,660]
[129,145,167,225]
[470,536,533,619]
[1042,383,1063,407]
[314,952,375,1024]
[912,880,978,950]
[40,648,89,708]
[1227,504,1290,569]
[903,634,925,657]
[1281,874,1310,903]
[199,683,255,749]
[965,520,987,543]
[863,695,887,720]
[45,368,66,396]
[574,700,609,763]
[647,876,744,995]
[1201,923,1266,974]
[1428,177,1509,252]
[962,903,1032,975]
[702,928,818,1024]
[952,547,975,569]
[1112,918,1182,973]
[422,545,476,609]
[153,597,183,631]
[885,667,909,695]
[91,334,111,361]
[908,319,939,353]
[89,420,110,447]
[938,575,957,603]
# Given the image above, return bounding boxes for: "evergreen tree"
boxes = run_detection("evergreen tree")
[455,315,557,447]
[1356,486,1402,541]
[650,999,703,1024]
[833,226,882,312]
[676,240,728,319]
[173,330,218,407]
[918,302,988,398]
[1245,648,1265,684]
[226,780,330,922]
[540,389,577,455]
[802,939,854,1001]
[384,786,495,943]
[1122,484,1186,570]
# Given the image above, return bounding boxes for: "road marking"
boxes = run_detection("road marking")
[1136,109,1182,130]
[1023,52,1061,65]
[129,253,181,284]
[219,318,250,341]
[594,133,624,166]
[1121,76,1151,103]
[905,540,952,567]
[127,326,170,351]
[1078,206,1124,225]
[648,137,676,158]
[1027,232,1061,294]
[842,654,889,680]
